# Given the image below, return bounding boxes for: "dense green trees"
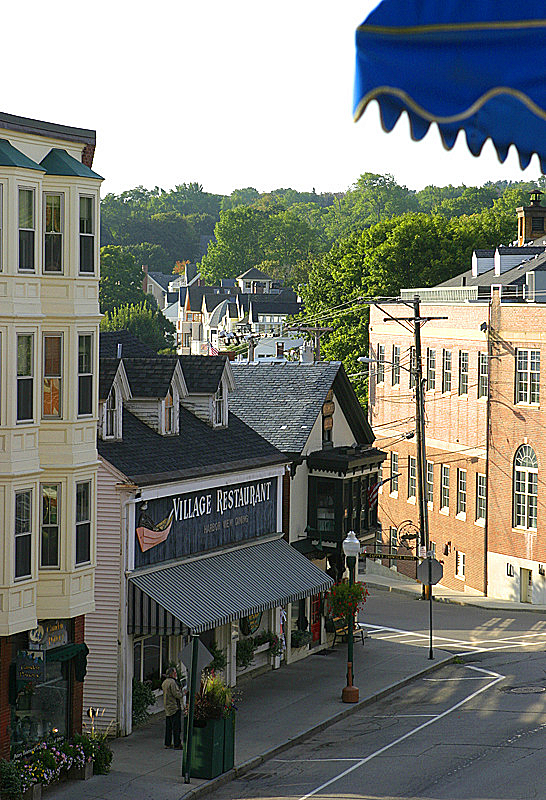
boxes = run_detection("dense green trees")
[100,303,175,352]
[99,246,152,314]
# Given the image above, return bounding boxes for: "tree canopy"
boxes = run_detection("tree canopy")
[100,303,175,353]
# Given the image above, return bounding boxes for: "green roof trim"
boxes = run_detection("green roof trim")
[40,148,103,179]
[0,138,45,171]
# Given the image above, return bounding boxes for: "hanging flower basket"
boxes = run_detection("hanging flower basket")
[326,581,368,622]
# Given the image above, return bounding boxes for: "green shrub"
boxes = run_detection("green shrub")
[0,759,22,800]
[236,637,256,669]
[132,678,156,727]
[291,629,312,648]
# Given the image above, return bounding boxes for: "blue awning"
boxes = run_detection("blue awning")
[354,1,546,172]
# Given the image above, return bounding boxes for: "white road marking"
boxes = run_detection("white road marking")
[374,714,436,718]
[423,677,492,681]
[295,665,504,800]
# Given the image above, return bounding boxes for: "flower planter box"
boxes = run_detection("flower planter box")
[190,713,235,780]
[22,784,42,800]
[69,760,93,780]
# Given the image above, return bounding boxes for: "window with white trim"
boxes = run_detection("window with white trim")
[18,188,35,271]
[377,344,385,384]
[164,390,174,434]
[442,349,452,393]
[408,456,417,499]
[440,465,450,511]
[457,469,467,515]
[515,349,540,404]
[104,388,117,438]
[214,381,225,426]
[392,345,400,386]
[390,452,399,494]
[426,349,436,390]
[41,484,60,568]
[79,195,95,273]
[426,461,434,505]
[477,352,488,398]
[476,473,486,521]
[15,489,32,579]
[75,480,91,565]
[0,183,3,272]
[44,193,63,272]
[513,444,538,530]
[455,550,466,579]
[42,333,62,418]
[78,334,93,416]
[17,334,34,423]
[458,351,469,395]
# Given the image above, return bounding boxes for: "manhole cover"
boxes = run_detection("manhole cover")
[510,686,546,694]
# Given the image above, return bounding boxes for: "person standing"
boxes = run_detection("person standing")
[162,667,185,749]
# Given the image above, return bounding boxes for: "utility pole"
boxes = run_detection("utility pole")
[284,325,333,361]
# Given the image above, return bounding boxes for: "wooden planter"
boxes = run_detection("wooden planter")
[69,760,93,780]
[190,712,235,780]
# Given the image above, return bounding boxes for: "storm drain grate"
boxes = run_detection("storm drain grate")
[510,686,546,694]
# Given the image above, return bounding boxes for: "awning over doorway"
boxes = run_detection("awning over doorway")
[128,535,333,635]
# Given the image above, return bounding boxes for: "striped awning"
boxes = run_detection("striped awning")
[128,535,333,634]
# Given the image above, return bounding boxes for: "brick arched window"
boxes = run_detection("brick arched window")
[513,445,538,530]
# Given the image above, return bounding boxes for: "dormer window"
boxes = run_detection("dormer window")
[165,390,174,434]
[104,389,117,438]
[214,382,225,426]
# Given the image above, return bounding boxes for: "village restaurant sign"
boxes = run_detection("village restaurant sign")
[134,476,278,567]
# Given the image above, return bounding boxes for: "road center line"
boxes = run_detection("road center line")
[296,665,504,800]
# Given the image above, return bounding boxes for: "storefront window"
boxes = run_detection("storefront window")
[10,627,71,756]
[133,635,169,689]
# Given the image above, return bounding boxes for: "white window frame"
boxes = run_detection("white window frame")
[426,349,436,390]
[408,456,417,500]
[391,345,400,386]
[456,468,467,517]
[426,460,434,506]
[42,332,63,419]
[513,444,538,530]
[458,351,469,396]
[75,480,92,566]
[455,550,466,580]
[17,333,34,423]
[18,187,35,272]
[163,387,177,435]
[43,192,64,273]
[15,489,33,580]
[103,387,118,439]
[440,465,450,511]
[477,352,488,399]
[0,183,3,272]
[476,473,486,522]
[79,195,95,274]
[390,452,399,495]
[515,349,540,405]
[377,344,385,384]
[40,483,61,569]
[77,333,93,417]
[213,381,225,427]
[442,349,452,393]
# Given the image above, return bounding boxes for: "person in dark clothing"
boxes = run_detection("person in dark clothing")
[162,667,185,749]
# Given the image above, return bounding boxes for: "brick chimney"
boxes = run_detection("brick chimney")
[517,190,546,245]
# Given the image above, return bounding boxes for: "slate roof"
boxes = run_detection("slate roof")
[100,331,158,358]
[178,355,227,394]
[147,271,172,290]
[238,267,274,281]
[98,406,287,485]
[203,293,231,312]
[99,358,120,400]
[122,357,179,398]
[249,299,301,320]
[229,362,373,454]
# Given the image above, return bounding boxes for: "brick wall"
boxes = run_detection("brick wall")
[81,143,95,168]
[71,616,85,736]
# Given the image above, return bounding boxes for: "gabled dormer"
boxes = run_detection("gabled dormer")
[98,358,131,440]
[123,357,187,435]
[178,355,235,428]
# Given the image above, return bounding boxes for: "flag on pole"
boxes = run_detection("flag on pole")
[368,481,379,508]
[208,341,219,356]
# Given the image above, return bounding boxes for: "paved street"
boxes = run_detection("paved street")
[206,592,546,800]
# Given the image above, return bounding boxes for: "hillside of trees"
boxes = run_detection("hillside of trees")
[100,173,545,374]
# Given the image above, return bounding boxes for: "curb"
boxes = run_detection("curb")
[183,651,455,799]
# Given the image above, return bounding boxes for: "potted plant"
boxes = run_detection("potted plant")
[291,629,312,649]
[189,673,237,780]
[326,581,369,625]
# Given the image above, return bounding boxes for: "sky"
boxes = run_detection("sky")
[4,1,542,198]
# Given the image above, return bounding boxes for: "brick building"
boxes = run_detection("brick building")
[369,195,546,603]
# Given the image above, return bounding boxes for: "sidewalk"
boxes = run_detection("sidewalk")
[48,600,453,800]
[362,563,546,612]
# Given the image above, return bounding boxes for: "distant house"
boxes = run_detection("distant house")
[142,267,172,309]
[236,267,277,294]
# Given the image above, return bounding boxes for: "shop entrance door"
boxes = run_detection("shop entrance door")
[310,595,321,645]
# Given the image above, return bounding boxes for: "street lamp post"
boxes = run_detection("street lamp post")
[342,530,360,704]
